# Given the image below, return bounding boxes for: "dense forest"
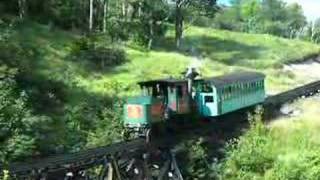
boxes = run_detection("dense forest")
[1,1,320,178]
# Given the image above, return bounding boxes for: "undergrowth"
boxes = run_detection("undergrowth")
[218,106,320,179]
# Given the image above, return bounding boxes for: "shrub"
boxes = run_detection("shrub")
[218,107,275,179]
[181,138,217,180]
[218,106,320,179]
[86,47,126,69]
[86,99,124,148]
[0,72,60,162]
[70,36,127,71]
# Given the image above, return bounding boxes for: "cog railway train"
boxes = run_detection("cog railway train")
[123,69,266,141]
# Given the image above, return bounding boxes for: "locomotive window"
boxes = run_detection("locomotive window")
[205,96,214,103]
[201,83,213,93]
[152,84,165,97]
[152,86,158,97]
[169,87,174,93]
[177,85,183,98]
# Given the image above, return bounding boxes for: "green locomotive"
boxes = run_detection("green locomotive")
[123,70,266,141]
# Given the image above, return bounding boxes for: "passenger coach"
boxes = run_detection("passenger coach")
[195,72,265,117]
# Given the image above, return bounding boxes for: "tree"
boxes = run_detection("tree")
[173,0,217,48]
[306,18,320,44]
[102,0,109,33]
[175,0,184,48]
[261,0,286,21]
[18,0,27,18]
[214,0,307,38]
[285,3,307,38]
[89,0,94,31]
[0,72,59,162]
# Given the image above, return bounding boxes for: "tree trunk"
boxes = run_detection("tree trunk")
[148,19,154,50]
[138,1,142,17]
[122,0,128,21]
[175,0,184,49]
[18,0,26,19]
[103,0,109,33]
[89,0,94,31]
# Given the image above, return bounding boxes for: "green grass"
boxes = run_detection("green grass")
[219,99,320,179]
[11,21,320,102]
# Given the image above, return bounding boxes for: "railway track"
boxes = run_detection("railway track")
[2,80,320,179]
[265,80,320,106]
[4,139,144,178]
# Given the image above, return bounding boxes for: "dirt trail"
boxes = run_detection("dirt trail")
[283,56,320,80]
[278,55,320,117]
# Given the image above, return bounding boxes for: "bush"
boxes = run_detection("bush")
[219,108,274,179]
[180,138,218,180]
[71,36,127,71]
[0,72,60,162]
[213,11,242,31]
[218,106,320,179]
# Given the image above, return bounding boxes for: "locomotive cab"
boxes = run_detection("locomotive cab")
[123,78,191,141]
[139,79,191,117]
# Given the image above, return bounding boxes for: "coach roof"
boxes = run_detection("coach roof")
[202,71,265,88]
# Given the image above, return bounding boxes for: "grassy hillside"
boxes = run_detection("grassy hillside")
[12,22,320,104]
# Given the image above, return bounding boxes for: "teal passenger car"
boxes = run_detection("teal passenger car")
[195,72,266,117]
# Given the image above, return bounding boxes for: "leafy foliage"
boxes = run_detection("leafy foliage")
[0,71,59,162]
[86,100,125,148]
[71,36,127,70]
[218,107,320,179]
[214,0,307,38]
[181,138,217,180]
[304,18,320,44]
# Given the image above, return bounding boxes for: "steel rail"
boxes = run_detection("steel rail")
[4,139,144,177]
[265,80,320,106]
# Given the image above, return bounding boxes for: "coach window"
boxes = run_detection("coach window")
[234,85,237,98]
[222,89,225,100]
[225,86,229,100]
[259,81,262,88]
[240,83,244,94]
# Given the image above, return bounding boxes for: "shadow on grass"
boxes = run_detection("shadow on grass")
[153,35,265,67]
